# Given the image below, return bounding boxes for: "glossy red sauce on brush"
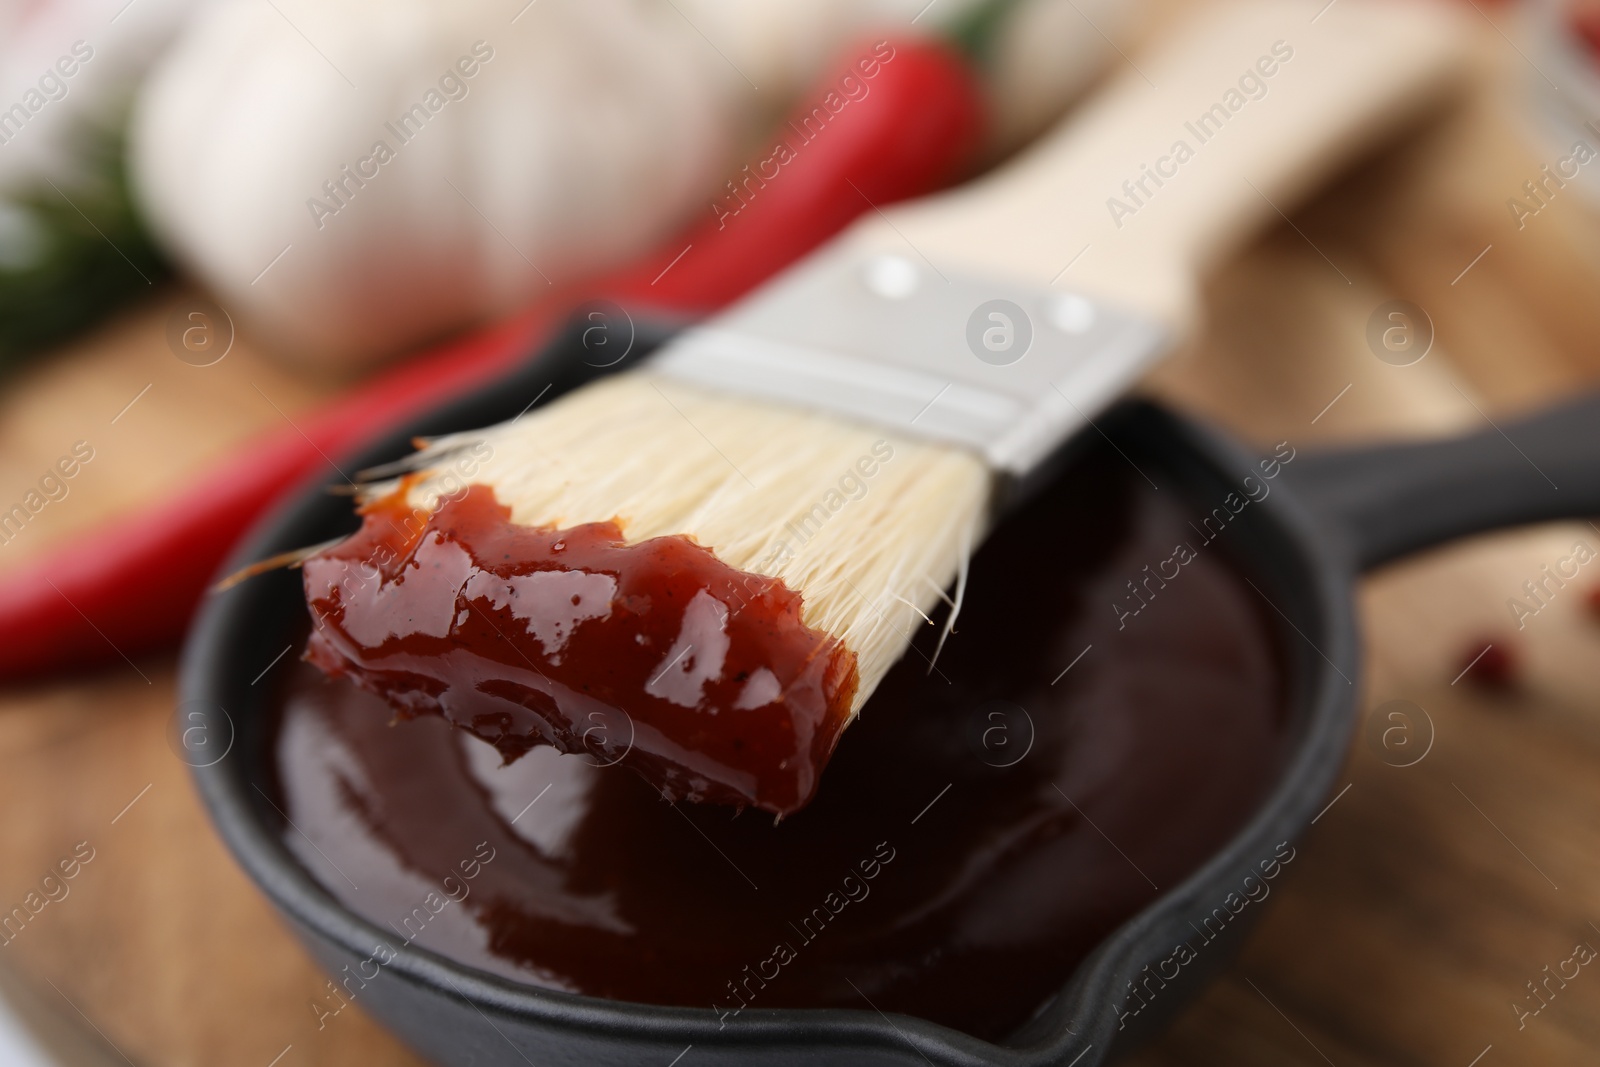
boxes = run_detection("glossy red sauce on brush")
[272,451,1290,1041]
[301,484,857,816]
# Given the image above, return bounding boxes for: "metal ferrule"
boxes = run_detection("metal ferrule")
[647,246,1169,478]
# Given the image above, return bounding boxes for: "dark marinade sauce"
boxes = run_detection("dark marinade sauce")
[270,450,1289,1042]
[301,484,857,816]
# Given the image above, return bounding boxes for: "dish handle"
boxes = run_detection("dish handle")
[1283,392,1600,570]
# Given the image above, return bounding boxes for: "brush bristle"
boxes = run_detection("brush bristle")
[372,372,992,713]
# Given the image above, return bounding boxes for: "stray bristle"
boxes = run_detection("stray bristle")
[368,372,992,714]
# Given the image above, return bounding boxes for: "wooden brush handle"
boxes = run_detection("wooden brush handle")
[850,0,1470,334]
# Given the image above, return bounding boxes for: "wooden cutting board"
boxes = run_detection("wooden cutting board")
[3,5,1600,1066]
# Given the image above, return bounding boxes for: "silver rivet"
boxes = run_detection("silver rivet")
[863,255,919,300]
[1049,294,1096,335]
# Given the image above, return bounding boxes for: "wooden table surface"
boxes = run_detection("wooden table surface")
[4,4,1600,1065]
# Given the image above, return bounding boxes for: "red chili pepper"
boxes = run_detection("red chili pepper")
[0,38,983,681]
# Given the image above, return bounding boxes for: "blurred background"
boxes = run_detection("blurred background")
[1,0,1599,1063]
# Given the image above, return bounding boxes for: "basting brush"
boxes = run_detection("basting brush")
[301,0,1469,816]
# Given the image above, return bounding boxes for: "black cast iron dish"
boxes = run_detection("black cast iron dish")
[179,319,1600,1067]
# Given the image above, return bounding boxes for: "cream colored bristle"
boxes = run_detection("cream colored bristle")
[374,371,992,714]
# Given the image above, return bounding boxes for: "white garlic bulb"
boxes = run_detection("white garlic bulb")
[133,0,735,367]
